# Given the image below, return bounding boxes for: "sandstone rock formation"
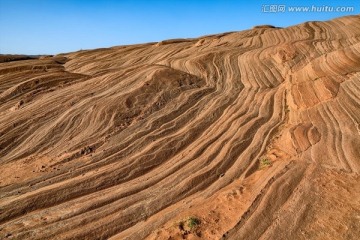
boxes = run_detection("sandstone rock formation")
[0,15,359,240]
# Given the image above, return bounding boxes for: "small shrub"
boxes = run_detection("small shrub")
[178,216,201,232]
[259,158,272,169]
[187,217,200,229]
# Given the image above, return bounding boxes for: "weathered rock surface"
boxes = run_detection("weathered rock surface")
[0,15,359,240]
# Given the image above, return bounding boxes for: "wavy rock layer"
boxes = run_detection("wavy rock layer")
[1,15,360,240]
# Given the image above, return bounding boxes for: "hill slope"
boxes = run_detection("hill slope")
[1,15,360,240]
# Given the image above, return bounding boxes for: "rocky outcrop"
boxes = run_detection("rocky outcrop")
[0,15,359,240]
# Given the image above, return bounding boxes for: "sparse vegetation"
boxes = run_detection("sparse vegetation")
[178,216,201,232]
[187,217,200,229]
[259,158,272,169]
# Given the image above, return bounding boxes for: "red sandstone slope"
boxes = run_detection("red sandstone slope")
[0,15,360,240]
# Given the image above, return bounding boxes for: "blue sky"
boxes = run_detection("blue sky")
[0,0,358,55]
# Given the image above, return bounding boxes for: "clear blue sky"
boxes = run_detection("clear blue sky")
[0,0,358,55]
